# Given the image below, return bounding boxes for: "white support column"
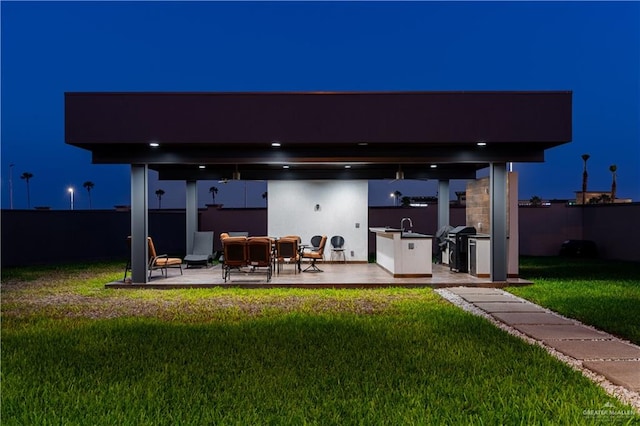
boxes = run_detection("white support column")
[186,180,198,254]
[437,179,450,230]
[490,162,508,282]
[130,164,149,283]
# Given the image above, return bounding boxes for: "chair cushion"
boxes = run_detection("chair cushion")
[155,258,182,266]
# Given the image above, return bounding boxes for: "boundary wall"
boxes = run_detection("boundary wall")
[2,203,638,267]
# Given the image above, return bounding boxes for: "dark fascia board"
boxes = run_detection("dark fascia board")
[90,142,546,165]
[65,91,572,147]
[151,163,482,181]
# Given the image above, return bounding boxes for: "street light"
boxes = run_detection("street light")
[9,163,14,209]
[68,187,74,210]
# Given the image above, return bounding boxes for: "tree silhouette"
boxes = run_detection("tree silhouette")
[155,189,165,209]
[581,153,590,204]
[83,181,95,209]
[262,191,268,203]
[20,172,33,208]
[209,186,218,204]
[529,195,542,207]
[609,164,617,203]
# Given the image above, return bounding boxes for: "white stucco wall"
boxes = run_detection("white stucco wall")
[267,180,369,261]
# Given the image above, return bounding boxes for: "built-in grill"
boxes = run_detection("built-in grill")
[448,226,476,273]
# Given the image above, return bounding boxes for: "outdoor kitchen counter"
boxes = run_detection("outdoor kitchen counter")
[369,227,432,277]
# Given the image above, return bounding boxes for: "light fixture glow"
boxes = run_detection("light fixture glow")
[68,187,74,210]
[476,142,487,147]
[271,142,281,147]
[198,165,206,169]
[149,142,160,147]
[344,165,351,169]
[282,165,289,169]
[430,164,437,168]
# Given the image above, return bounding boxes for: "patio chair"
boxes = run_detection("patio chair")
[222,236,248,282]
[147,236,183,278]
[330,235,346,263]
[184,231,214,268]
[247,237,273,282]
[276,237,301,274]
[125,236,183,280]
[302,235,327,272]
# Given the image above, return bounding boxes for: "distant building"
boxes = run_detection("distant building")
[574,191,632,205]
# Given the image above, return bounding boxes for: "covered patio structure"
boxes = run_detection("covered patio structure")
[65,91,572,284]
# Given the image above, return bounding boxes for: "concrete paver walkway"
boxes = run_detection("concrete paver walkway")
[443,287,640,396]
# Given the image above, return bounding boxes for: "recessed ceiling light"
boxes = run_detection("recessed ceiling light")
[477,142,487,147]
[198,165,206,169]
[430,164,437,168]
[282,165,289,169]
[271,141,281,147]
[149,142,159,147]
[344,165,351,169]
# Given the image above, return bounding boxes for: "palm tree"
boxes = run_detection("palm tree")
[20,172,33,208]
[209,186,218,204]
[609,164,617,203]
[83,181,95,209]
[155,189,165,209]
[581,154,590,204]
[529,195,543,207]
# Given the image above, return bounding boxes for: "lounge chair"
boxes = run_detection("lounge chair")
[184,231,214,268]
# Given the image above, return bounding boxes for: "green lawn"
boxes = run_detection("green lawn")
[2,261,638,424]
[507,256,640,345]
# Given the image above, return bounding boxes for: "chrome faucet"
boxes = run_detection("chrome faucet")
[401,217,413,232]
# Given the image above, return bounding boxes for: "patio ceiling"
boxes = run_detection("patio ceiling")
[65,91,572,181]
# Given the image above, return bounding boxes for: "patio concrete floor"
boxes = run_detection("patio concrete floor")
[109,262,532,289]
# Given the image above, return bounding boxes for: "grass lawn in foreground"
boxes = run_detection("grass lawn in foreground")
[2,262,638,424]
[507,256,640,345]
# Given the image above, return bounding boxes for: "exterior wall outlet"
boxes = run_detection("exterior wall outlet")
[355,223,360,228]
[350,250,354,257]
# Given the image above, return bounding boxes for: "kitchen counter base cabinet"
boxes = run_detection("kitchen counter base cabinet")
[468,235,490,278]
[369,228,432,278]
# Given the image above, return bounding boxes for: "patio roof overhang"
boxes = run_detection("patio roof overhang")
[64,91,572,181]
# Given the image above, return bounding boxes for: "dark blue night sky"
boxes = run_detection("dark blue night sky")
[2,1,638,210]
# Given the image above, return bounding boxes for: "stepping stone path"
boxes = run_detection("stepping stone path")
[440,287,640,401]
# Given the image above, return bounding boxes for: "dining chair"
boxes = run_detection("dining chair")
[330,235,346,263]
